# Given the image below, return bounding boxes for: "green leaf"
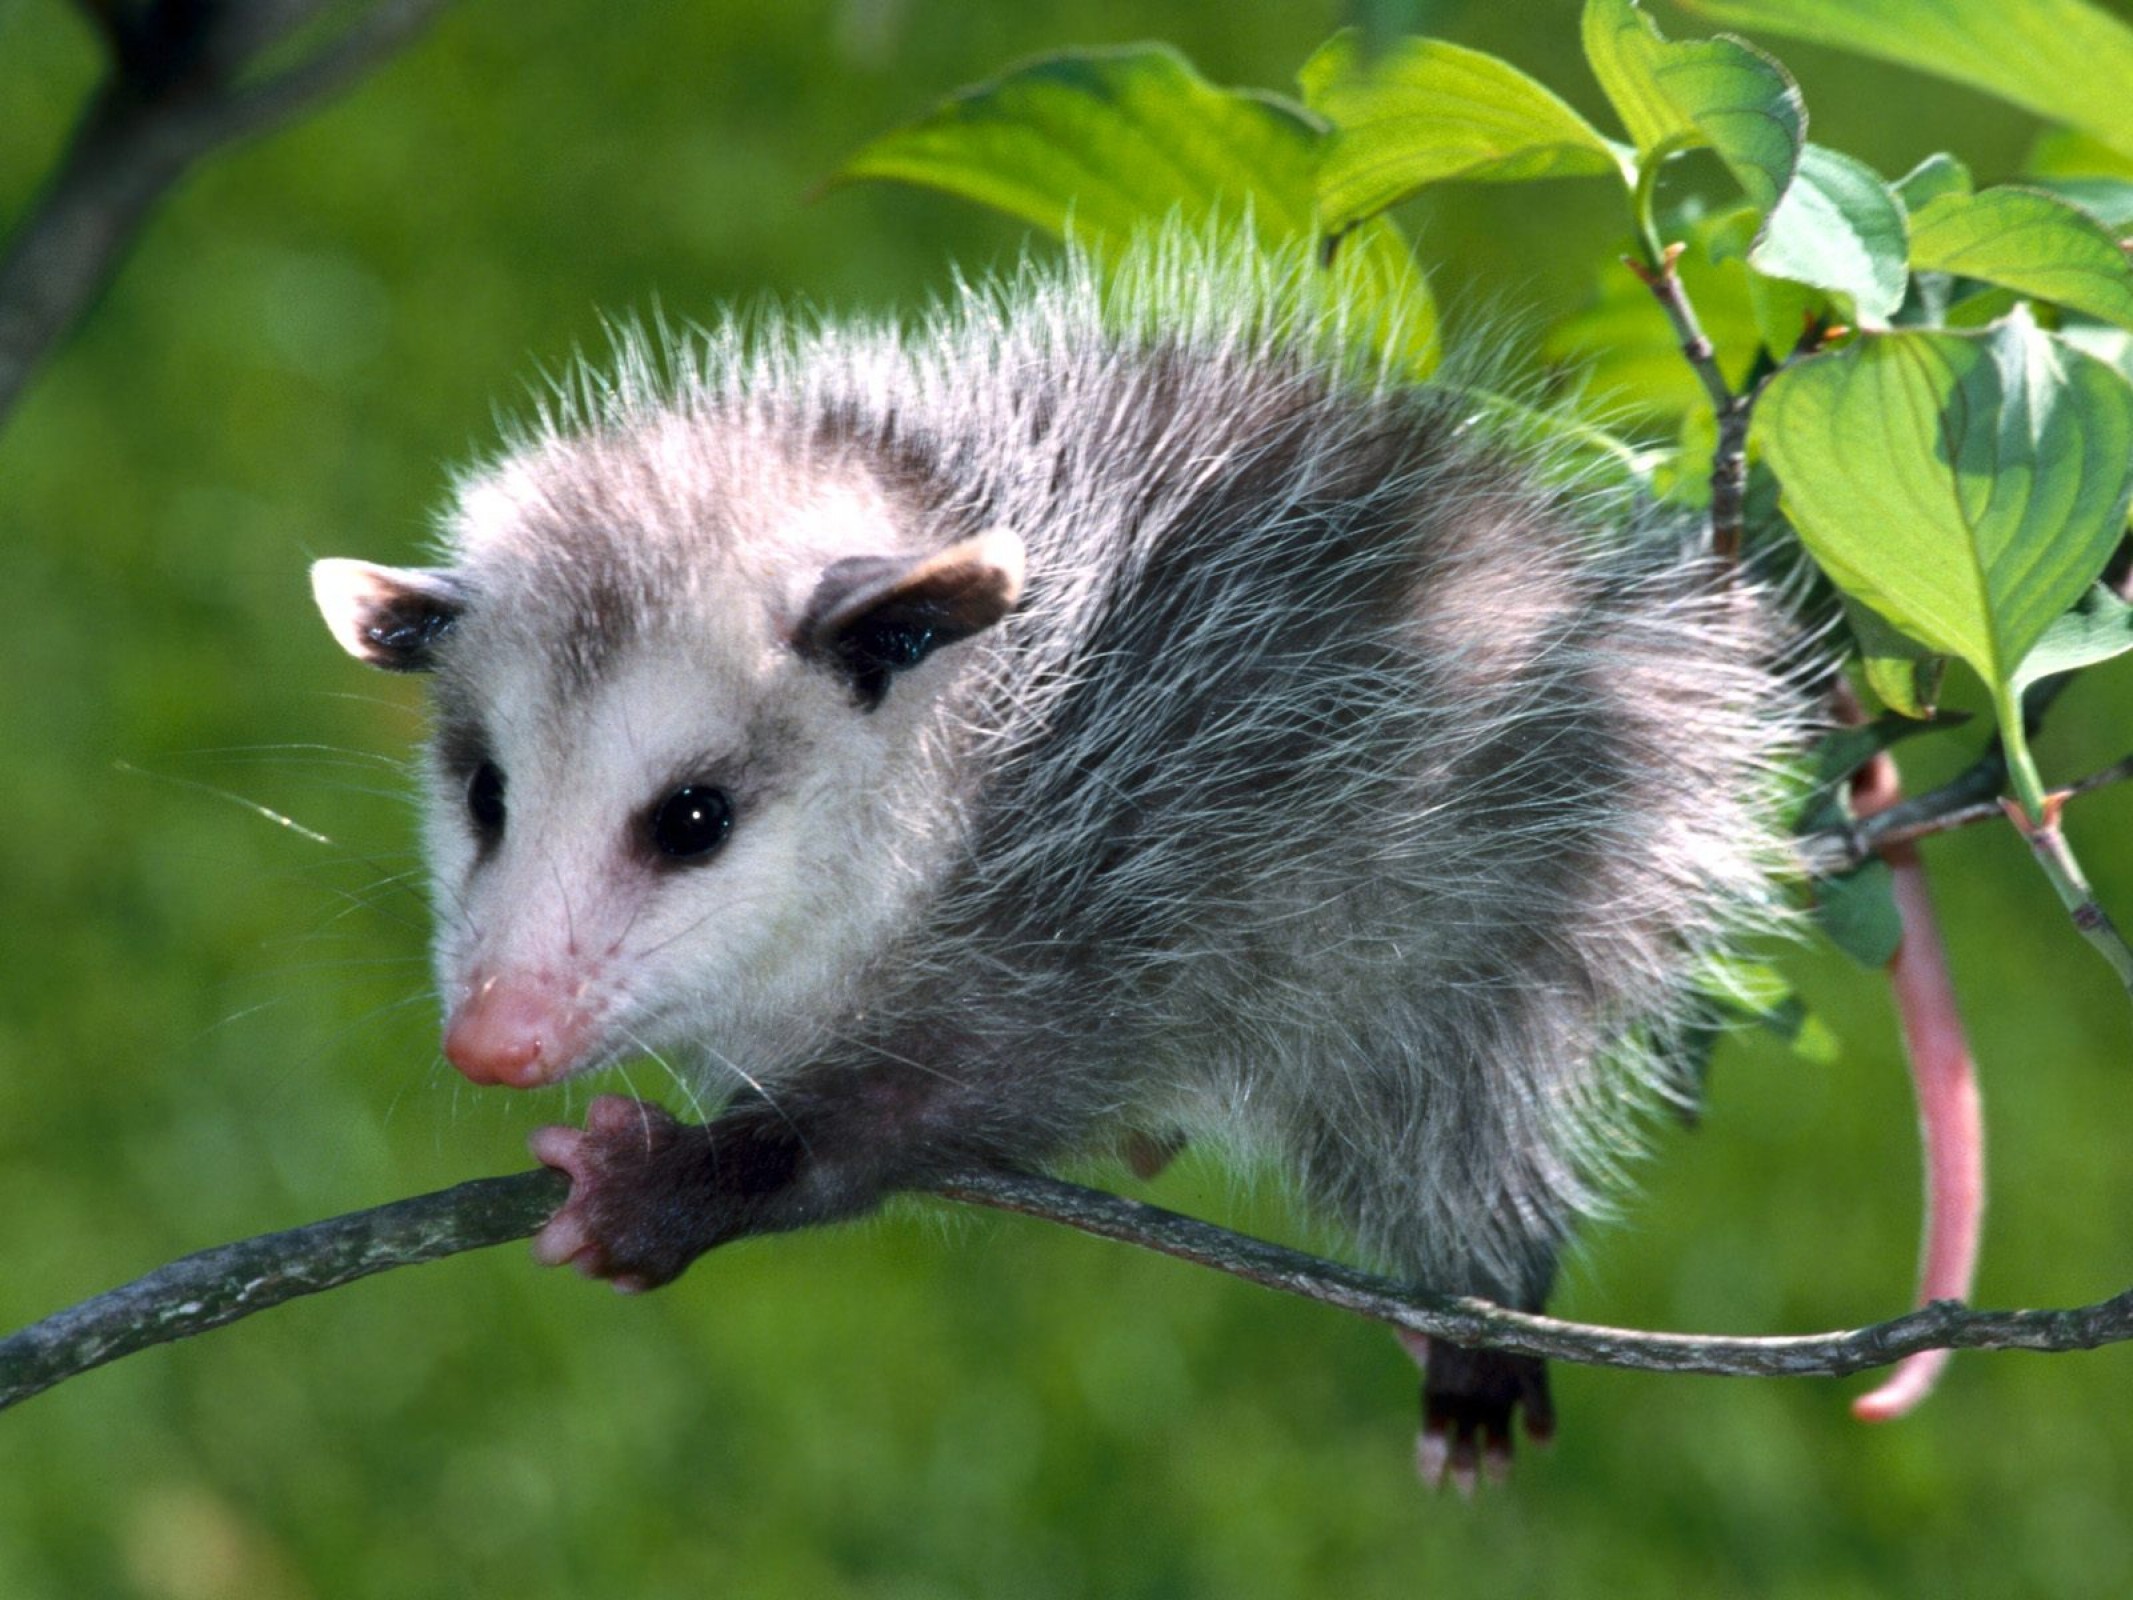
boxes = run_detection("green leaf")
[1895,153,1973,212]
[1447,387,1668,493]
[1300,30,1629,234]
[1583,0,1693,155]
[2022,130,2133,227]
[1815,858,1905,968]
[1678,0,2133,163]
[1708,206,1824,354]
[1843,595,1947,718]
[836,44,1439,372]
[2057,322,2133,388]
[838,45,1323,242]
[2028,180,2133,232]
[1747,144,1909,328]
[1910,187,2133,333]
[2024,133,2133,228]
[1787,713,1966,854]
[1700,957,1840,1061]
[1744,266,1823,354]
[1754,309,2133,691]
[1326,228,1443,378]
[2010,583,2133,696]
[1790,710,1964,836]
[1806,710,1959,793]
[1581,0,1803,213]
[2028,128,2133,183]
[1941,285,2022,330]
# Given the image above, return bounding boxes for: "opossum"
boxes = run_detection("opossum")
[310,239,1801,1486]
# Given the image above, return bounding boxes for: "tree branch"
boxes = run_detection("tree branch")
[7,1164,2131,1416]
[1797,749,2133,877]
[1623,242,1749,563]
[0,0,450,425]
[0,1170,565,1412]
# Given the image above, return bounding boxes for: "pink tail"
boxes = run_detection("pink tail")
[1849,754,1986,1423]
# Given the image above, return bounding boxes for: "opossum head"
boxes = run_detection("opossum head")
[312,431,1021,1091]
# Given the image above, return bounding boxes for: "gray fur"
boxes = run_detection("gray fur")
[357,237,1803,1308]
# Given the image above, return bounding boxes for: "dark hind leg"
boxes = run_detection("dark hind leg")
[1271,1056,1567,1489]
[1397,1323,1555,1494]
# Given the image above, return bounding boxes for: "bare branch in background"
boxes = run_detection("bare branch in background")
[0,0,451,424]
[1800,749,2133,877]
[7,1164,2130,1416]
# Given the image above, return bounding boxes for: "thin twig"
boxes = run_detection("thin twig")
[1623,242,1749,562]
[0,0,450,424]
[1799,750,2133,877]
[7,1165,2131,1415]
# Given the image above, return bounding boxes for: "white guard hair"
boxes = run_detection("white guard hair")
[395,227,1805,1304]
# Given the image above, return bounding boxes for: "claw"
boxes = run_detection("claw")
[586,1093,649,1134]
[1415,1426,1450,1491]
[1447,1436,1479,1501]
[531,1209,592,1268]
[1481,1434,1513,1486]
[529,1124,585,1170]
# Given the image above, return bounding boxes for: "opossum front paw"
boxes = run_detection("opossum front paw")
[528,1095,710,1292]
[1398,1333,1555,1495]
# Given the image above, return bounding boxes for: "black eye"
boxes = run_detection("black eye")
[467,761,506,835]
[649,784,733,861]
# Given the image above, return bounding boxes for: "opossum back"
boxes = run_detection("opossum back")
[814,249,1806,1292]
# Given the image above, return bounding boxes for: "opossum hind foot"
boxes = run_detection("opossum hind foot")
[1398,1330,1555,1496]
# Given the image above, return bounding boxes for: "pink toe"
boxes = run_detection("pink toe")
[1482,1442,1512,1486]
[586,1095,643,1133]
[528,1126,583,1168]
[1415,1429,1449,1490]
[531,1214,590,1268]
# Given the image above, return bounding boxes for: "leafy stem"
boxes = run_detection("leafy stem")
[1994,684,2054,826]
[1629,143,1672,271]
[1994,683,2133,1002]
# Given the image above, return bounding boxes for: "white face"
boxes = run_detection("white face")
[422,616,932,1094]
[311,445,1023,1097]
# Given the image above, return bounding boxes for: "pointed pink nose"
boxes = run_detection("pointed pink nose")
[443,972,594,1088]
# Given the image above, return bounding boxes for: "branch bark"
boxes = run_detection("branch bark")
[7,1163,2131,1416]
[1623,241,1749,562]
[1796,749,2133,877]
[0,0,450,425]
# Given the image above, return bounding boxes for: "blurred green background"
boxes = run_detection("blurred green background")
[3,1,2131,1595]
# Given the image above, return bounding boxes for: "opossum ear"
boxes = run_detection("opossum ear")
[798,529,1024,709]
[310,559,467,672]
